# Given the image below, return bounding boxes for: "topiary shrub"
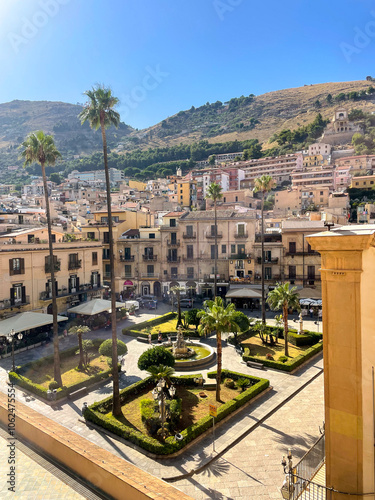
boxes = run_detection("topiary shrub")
[224,378,235,389]
[48,380,60,390]
[278,355,288,363]
[236,378,250,392]
[99,339,128,358]
[138,345,175,371]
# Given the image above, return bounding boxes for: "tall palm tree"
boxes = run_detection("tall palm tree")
[198,297,239,402]
[68,325,91,370]
[205,183,223,298]
[21,131,62,386]
[267,282,300,357]
[254,175,275,325]
[78,85,122,416]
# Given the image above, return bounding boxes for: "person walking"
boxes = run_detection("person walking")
[148,333,152,344]
[158,331,162,343]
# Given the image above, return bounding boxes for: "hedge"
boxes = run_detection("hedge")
[287,330,322,347]
[124,329,201,340]
[122,312,177,335]
[243,341,323,372]
[84,371,269,455]
[9,339,120,401]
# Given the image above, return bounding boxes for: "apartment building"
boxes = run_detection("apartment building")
[333,164,352,190]
[308,143,332,156]
[68,168,124,186]
[291,165,334,190]
[167,178,197,207]
[350,174,375,189]
[0,240,103,318]
[334,155,375,176]
[241,153,303,186]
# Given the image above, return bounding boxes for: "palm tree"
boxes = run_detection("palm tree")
[146,364,175,385]
[267,282,300,357]
[78,85,121,415]
[205,183,223,298]
[21,131,62,386]
[68,325,91,370]
[254,175,275,325]
[198,297,239,402]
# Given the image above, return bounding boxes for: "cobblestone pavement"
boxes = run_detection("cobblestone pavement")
[0,305,324,499]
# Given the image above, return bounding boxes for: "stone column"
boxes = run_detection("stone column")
[307,229,375,500]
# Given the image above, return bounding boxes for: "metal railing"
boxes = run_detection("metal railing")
[205,231,223,239]
[167,239,180,247]
[167,256,181,263]
[257,257,279,264]
[68,259,82,270]
[120,255,135,262]
[234,232,249,239]
[143,255,157,261]
[182,232,196,239]
[45,260,61,273]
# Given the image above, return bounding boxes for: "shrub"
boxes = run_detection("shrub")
[224,378,235,388]
[232,311,250,333]
[48,380,60,390]
[99,339,128,358]
[236,378,250,392]
[266,353,274,360]
[138,346,175,371]
[287,330,322,347]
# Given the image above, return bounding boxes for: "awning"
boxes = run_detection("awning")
[67,299,123,316]
[298,288,322,299]
[123,280,133,286]
[226,288,262,299]
[0,312,68,336]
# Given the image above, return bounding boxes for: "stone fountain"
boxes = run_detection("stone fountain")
[172,326,194,359]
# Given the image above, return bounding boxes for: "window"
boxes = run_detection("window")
[171,267,178,278]
[147,265,154,277]
[69,274,79,293]
[103,232,110,244]
[145,247,154,258]
[44,255,59,273]
[169,219,176,227]
[88,232,95,240]
[210,225,217,236]
[103,248,110,260]
[124,265,132,278]
[264,267,272,280]
[307,243,314,253]
[92,252,98,266]
[11,284,25,305]
[186,225,193,237]
[187,267,194,279]
[320,191,323,195]
[171,232,177,244]
[237,224,245,236]
[263,250,271,262]
[289,265,296,279]
[51,234,56,243]
[221,245,226,254]
[91,272,100,288]
[308,266,315,280]
[211,245,217,259]
[9,258,24,276]
[289,242,296,254]
[187,245,194,259]
[149,233,155,239]
[237,244,245,255]
[231,244,236,254]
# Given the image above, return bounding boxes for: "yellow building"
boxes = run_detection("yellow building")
[167,179,197,208]
[303,154,327,168]
[0,240,103,318]
[128,180,147,191]
[350,174,375,190]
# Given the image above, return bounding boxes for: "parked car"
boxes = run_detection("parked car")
[173,298,193,308]
[144,299,158,310]
[142,294,158,302]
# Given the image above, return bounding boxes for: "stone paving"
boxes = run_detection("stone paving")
[0,304,324,499]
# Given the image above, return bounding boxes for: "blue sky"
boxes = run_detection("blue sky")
[0,0,374,129]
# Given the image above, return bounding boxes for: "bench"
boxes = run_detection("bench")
[246,360,266,370]
[202,383,217,390]
[68,387,88,400]
[136,337,150,343]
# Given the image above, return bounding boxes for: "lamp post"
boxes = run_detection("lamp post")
[151,378,176,440]
[280,448,294,499]
[7,329,23,372]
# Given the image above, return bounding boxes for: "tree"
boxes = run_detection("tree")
[326,94,333,104]
[314,99,321,109]
[50,173,62,185]
[146,364,175,386]
[20,131,62,386]
[267,282,300,357]
[79,85,122,416]
[138,346,175,371]
[254,175,276,325]
[68,325,91,370]
[198,297,239,402]
[205,183,223,297]
[99,338,128,358]
[184,308,200,330]
[208,154,216,166]
[232,311,250,333]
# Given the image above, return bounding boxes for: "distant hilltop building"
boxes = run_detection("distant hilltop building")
[321,107,363,145]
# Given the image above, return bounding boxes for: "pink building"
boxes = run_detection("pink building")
[333,165,352,190]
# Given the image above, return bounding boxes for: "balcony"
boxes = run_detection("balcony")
[202,274,227,283]
[167,256,181,263]
[257,257,279,264]
[182,256,195,262]
[234,232,249,239]
[167,239,180,247]
[159,225,177,231]
[285,250,320,257]
[182,232,196,239]
[120,255,135,262]
[0,296,30,309]
[140,273,160,279]
[68,259,82,270]
[205,231,223,239]
[143,255,157,261]
[165,273,198,281]
[230,254,251,260]
[39,284,103,301]
[45,259,61,273]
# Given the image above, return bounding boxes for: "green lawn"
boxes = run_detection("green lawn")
[22,353,110,388]
[242,335,311,361]
[108,384,240,435]
[147,319,198,334]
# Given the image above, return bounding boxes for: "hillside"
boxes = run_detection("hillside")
[125,79,375,151]
[0,100,134,170]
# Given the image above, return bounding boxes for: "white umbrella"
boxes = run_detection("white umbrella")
[67,299,123,316]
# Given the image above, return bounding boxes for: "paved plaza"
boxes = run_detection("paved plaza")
[0,305,324,499]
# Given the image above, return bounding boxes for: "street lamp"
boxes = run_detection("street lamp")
[151,378,176,440]
[280,449,294,499]
[7,329,23,372]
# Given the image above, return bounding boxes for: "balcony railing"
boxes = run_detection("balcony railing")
[39,284,103,300]
[182,256,195,262]
[120,255,135,262]
[257,257,279,264]
[140,273,160,279]
[159,225,177,231]
[45,260,61,273]
[143,255,157,261]
[205,231,223,239]
[285,251,320,256]
[234,232,249,239]
[0,296,30,309]
[182,232,196,239]
[165,274,198,281]
[202,274,227,283]
[230,254,251,260]
[68,259,82,270]
[167,239,180,247]
[167,256,181,263]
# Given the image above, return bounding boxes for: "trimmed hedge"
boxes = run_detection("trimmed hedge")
[9,339,120,401]
[243,341,323,372]
[122,312,176,335]
[84,371,269,455]
[287,330,322,347]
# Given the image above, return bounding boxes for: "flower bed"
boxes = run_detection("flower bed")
[83,371,269,455]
